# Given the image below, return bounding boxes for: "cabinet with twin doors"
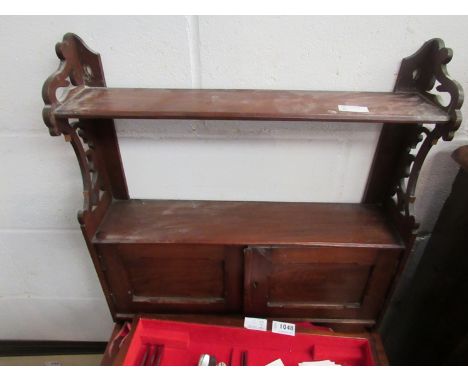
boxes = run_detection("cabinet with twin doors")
[42,34,463,363]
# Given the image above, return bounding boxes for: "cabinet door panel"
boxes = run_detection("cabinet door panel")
[244,246,400,322]
[268,263,371,306]
[98,244,243,315]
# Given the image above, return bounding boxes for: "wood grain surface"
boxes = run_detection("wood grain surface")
[93,199,403,248]
[55,88,449,123]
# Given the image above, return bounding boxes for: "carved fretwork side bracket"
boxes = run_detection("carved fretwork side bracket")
[42,33,128,233]
[42,33,106,137]
[394,38,463,140]
[69,121,111,223]
[388,39,464,242]
[42,34,129,320]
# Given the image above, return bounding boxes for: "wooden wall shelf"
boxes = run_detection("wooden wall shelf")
[42,33,463,354]
[93,200,403,249]
[54,87,449,124]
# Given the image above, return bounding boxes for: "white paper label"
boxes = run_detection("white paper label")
[244,317,267,331]
[299,360,339,366]
[338,105,369,113]
[266,359,285,366]
[272,321,295,336]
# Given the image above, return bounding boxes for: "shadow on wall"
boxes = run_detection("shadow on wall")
[380,143,468,365]
[415,148,462,233]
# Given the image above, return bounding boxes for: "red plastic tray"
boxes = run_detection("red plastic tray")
[120,318,375,366]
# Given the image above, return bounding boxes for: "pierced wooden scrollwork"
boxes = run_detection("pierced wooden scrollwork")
[395,38,464,140]
[389,39,464,238]
[390,124,440,233]
[42,35,128,320]
[68,122,108,219]
[42,33,105,137]
[42,34,111,224]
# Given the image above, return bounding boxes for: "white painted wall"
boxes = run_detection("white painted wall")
[1,16,467,340]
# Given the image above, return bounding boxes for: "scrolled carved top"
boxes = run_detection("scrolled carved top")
[42,33,105,136]
[395,38,464,140]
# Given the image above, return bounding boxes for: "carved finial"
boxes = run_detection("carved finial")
[41,33,105,136]
[395,38,464,141]
[42,34,109,217]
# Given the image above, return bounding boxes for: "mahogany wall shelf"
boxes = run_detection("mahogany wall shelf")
[94,200,402,248]
[55,88,449,123]
[42,34,463,356]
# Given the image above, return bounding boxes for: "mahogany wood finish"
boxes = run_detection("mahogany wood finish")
[42,33,129,319]
[244,246,400,322]
[94,200,403,248]
[54,88,449,124]
[42,34,463,362]
[363,40,464,328]
[101,323,123,366]
[364,38,464,242]
[97,244,243,316]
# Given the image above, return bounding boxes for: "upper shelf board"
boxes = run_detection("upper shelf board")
[54,88,450,124]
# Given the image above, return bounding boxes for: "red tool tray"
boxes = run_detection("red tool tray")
[114,317,376,366]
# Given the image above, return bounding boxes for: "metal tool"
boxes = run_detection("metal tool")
[154,344,164,366]
[140,344,150,366]
[241,351,248,366]
[147,344,156,366]
[198,354,217,366]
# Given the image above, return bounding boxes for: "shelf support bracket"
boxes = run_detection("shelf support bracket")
[364,38,464,243]
[41,33,130,320]
[42,33,129,215]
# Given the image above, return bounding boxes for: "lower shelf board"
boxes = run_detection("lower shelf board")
[93,199,403,248]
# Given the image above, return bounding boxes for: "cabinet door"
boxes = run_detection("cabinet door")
[244,246,400,322]
[98,244,243,315]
